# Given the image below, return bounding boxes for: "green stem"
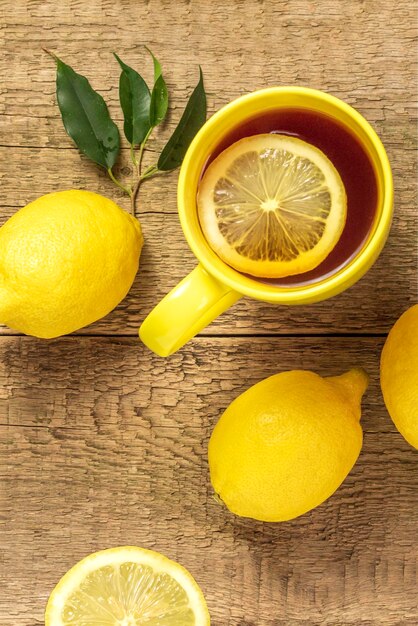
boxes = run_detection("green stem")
[129,128,154,215]
[130,144,138,167]
[107,168,132,197]
[130,188,137,216]
[140,165,162,181]
[140,163,158,179]
[108,129,159,217]
[136,128,153,174]
[130,144,139,197]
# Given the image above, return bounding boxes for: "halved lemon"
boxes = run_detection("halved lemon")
[197,134,347,277]
[45,546,210,625]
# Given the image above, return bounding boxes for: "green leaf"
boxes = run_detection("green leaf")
[145,45,162,81]
[114,53,151,145]
[150,74,169,127]
[54,55,120,169]
[146,48,168,128]
[158,68,206,171]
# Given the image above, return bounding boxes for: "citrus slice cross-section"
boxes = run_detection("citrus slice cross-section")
[197,134,347,278]
[45,546,210,626]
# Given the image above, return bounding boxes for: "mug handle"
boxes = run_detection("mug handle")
[139,264,241,357]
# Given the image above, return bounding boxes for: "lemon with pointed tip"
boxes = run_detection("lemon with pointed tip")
[45,546,210,625]
[0,190,142,338]
[381,304,418,449]
[209,368,369,522]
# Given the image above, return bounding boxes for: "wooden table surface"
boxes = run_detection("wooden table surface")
[1,1,417,624]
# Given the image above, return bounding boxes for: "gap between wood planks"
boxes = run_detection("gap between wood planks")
[0,332,389,338]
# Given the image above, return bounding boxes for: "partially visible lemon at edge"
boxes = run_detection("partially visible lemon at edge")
[45,546,210,625]
[381,304,418,449]
[0,190,143,338]
[209,368,369,522]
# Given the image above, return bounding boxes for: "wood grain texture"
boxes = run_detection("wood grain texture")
[0,336,417,625]
[0,1,417,625]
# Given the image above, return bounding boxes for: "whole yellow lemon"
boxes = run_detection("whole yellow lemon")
[381,304,418,449]
[209,368,369,522]
[0,190,143,338]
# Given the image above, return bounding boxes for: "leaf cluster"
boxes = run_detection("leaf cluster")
[46,48,207,212]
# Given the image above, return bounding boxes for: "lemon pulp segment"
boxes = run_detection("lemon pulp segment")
[197,134,347,277]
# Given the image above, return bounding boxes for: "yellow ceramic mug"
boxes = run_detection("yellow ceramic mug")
[140,87,393,357]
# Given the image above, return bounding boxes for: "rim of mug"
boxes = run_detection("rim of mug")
[177,86,394,304]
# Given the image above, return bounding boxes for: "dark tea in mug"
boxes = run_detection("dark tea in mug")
[200,108,378,286]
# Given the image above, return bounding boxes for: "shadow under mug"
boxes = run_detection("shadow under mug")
[139,87,393,357]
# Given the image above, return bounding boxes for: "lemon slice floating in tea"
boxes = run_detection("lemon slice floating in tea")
[45,546,210,625]
[197,134,347,277]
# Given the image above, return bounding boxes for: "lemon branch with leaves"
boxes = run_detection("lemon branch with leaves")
[45,48,207,216]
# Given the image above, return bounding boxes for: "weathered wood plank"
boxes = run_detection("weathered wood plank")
[0,336,417,625]
[0,0,416,137]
